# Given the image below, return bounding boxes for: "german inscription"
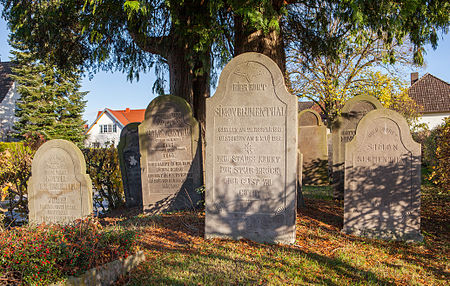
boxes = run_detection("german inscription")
[205,52,298,244]
[139,95,201,213]
[28,140,93,224]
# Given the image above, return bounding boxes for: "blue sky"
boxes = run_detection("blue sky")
[1,12,449,124]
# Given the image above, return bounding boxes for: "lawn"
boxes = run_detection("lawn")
[109,184,449,285]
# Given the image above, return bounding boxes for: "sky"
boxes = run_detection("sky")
[1,11,449,125]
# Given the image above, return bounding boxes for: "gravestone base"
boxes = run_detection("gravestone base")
[342,227,423,242]
[205,212,296,244]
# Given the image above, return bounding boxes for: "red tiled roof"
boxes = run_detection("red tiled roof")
[408,73,450,113]
[106,108,146,126]
[0,62,14,104]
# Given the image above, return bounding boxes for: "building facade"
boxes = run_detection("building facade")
[85,108,145,147]
[0,62,19,142]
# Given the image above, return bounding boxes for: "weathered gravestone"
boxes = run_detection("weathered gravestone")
[298,109,328,185]
[205,52,298,244]
[139,95,201,213]
[28,139,93,224]
[332,95,383,199]
[118,123,143,208]
[344,109,422,241]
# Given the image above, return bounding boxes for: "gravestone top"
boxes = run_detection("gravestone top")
[332,95,383,199]
[28,139,93,224]
[344,108,422,241]
[139,95,201,214]
[298,109,328,185]
[298,109,322,127]
[205,52,298,244]
[118,122,142,208]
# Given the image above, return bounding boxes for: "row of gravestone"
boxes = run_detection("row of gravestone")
[27,52,422,243]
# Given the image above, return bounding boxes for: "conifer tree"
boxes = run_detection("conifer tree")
[10,41,87,144]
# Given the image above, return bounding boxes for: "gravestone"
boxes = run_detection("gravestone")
[298,109,328,185]
[118,123,143,208]
[139,95,201,213]
[205,52,298,244]
[344,109,422,241]
[28,139,93,224]
[332,95,383,199]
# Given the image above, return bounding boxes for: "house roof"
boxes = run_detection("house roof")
[0,62,14,104]
[86,108,146,134]
[408,73,450,113]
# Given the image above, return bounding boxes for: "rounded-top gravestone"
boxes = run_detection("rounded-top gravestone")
[344,108,422,241]
[332,95,383,199]
[28,139,93,224]
[118,122,143,208]
[205,52,298,244]
[298,109,328,185]
[138,95,201,214]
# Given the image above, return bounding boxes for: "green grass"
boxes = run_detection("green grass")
[302,185,334,200]
[112,184,449,286]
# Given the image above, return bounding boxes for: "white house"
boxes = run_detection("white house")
[0,62,20,142]
[409,73,450,129]
[85,108,145,147]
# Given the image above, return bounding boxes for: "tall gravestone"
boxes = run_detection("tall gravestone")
[298,109,328,185]
[139,95,201,213]
[205,52,298,244]
[28,139,93,224]
[118,123,143,208]
[344,109,422,241]
[332,95,383,199]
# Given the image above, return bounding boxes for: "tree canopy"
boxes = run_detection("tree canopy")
[2,0,449,122]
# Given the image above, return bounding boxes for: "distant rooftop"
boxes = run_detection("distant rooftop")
[100,108,146,126]
[408,73,450,113]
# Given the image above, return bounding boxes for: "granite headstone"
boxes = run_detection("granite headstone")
[205,52,298,244]
[344,109,422,241]
[139,95,201,213]
[118,122,143,208]
[28,139,93,224]
[298,109,328,185]
[332,95,383,199]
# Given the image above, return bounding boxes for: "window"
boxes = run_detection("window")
[99,124,117,133]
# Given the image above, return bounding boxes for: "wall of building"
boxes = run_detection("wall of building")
[0,83,20,141]
[84,112,122,147]
[417,113,449,129]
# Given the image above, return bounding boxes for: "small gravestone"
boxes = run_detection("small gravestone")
[118,123,143,208]
[205,52,298,244]
[28,139,93,224]
[298,109,328,185]
[332,95,383,199]
[344,109,422,241]
[139,95,201,213]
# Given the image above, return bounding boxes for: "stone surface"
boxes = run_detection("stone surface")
[118,123,143,208]
[205,52,298,244]
[139,95,201,213]
[298,109,328,185]
[344,109,422,241]
[28,139,93,224]
[332,95,383,199]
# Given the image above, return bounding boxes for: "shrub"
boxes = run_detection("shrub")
[0,142,34,225]
[82,146,125,213]
[413,127,440,168]
[0,217,138,285]
[430,117,450,191]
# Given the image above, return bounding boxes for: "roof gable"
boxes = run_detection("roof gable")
[408,73,450,113]
[0,62,14,104]
[107,108,145,126]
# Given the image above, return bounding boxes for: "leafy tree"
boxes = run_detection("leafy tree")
[10,41,87,144]
[2,0,448,125]
[430,118,450,191]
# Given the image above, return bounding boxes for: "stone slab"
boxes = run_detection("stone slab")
[118,123,143,208]
[298,109,328,185]
[28,139,93,224]
[344,109,422,241]
[139,95,202,214]
[332,95,383,199]
[205,52,298,244]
